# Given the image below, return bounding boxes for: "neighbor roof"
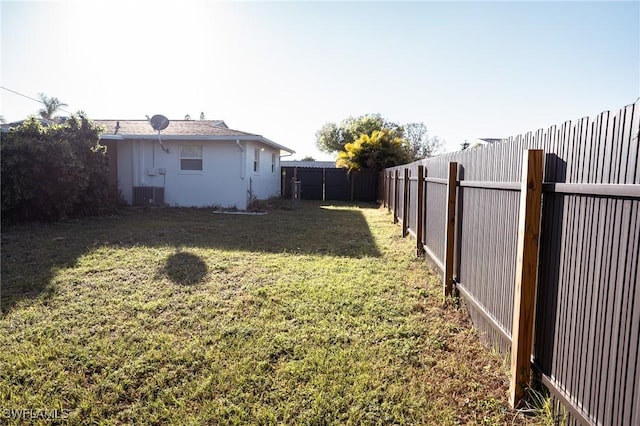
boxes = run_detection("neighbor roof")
[477,138,504,144]
[95,119,294,154]
[1,118,55,131]
[468,138,506,149]
[281,161,337,168]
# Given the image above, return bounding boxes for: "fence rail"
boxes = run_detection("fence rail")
[380,101,640,425]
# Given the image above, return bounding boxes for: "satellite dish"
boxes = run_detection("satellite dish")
[148,114,170,153]
[149,114,169,131]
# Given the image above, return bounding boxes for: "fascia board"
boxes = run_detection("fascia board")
[102,134,295,154]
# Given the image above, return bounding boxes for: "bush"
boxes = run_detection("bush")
[1,114,121,223]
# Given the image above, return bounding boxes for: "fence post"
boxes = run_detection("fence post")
[322,167,327,202]
[381,172,386,207]
[509,149,544,407]
[443,162,458,297]
[454,165,464,287]
[393,170,400,223]
[387,171,392,213]
[402,168,409,237]
[281,168,287,198]
[385,172,388,207]
[416,165,425,256]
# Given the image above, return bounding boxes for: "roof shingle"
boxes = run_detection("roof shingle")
[94,120,257,137]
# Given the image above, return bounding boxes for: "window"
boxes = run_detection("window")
[271,153,276,173]
[253,148,260,173]
[180,145,203,172]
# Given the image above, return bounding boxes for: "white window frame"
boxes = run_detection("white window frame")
[179,145,203,174]
[271,152,276,174]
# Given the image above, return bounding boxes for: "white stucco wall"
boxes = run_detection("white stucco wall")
[114,138,283,208]
[243,141,282,201]
[116,140,134,204]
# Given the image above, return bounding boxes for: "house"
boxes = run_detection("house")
[96,119,295,209]
[468,138,505,149]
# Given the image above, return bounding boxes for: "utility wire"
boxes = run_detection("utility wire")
[0,85,73,115]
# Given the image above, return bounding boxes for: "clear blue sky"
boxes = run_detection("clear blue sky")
[1,1,638,159]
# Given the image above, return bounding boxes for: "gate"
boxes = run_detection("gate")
[325,168,351,200]
[282,167,378,201]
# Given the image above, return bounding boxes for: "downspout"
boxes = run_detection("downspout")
[236,140,245,179]
[139,140,145,186]
[132,140,140,186]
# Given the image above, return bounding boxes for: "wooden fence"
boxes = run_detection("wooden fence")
[380,101,640,425]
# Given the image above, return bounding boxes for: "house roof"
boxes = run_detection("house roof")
[95,119,294,154]
[469,138,506,149]
[95,120,251,137]
[477,138,504,144]
[1,118,55,131]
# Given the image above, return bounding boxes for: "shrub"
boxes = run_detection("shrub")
[1,114,121,223]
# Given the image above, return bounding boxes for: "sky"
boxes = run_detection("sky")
[1,1,639,160]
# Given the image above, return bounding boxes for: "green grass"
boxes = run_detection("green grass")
[1,201,532,425]
[519,386,568,426]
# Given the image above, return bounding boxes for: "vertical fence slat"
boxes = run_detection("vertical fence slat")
[509,149,544,407]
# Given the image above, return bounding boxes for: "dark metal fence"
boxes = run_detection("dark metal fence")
[380,101,640,425]
[282,167,378,201]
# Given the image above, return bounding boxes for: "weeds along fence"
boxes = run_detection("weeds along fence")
[380,101,640,426]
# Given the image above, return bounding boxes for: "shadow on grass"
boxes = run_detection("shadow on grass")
[1,201,381,316]
[159,251,208,285]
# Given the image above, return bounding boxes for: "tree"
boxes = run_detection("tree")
[37,93,67,120]
[404,122,442,159]
[316,113,403,154]
[318,113,443,170]
[315,122,342,153]
[336,129,412,172]
[300,156,315,161]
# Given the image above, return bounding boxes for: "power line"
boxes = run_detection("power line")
[0,85,73,115]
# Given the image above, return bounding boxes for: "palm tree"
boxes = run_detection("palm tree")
[38,93,67,120]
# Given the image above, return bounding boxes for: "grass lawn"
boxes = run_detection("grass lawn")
[1,201,531,425]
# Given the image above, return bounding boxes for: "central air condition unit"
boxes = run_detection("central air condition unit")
[132,186,165,206]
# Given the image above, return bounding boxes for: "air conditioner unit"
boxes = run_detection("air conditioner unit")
[132,186,165,206]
